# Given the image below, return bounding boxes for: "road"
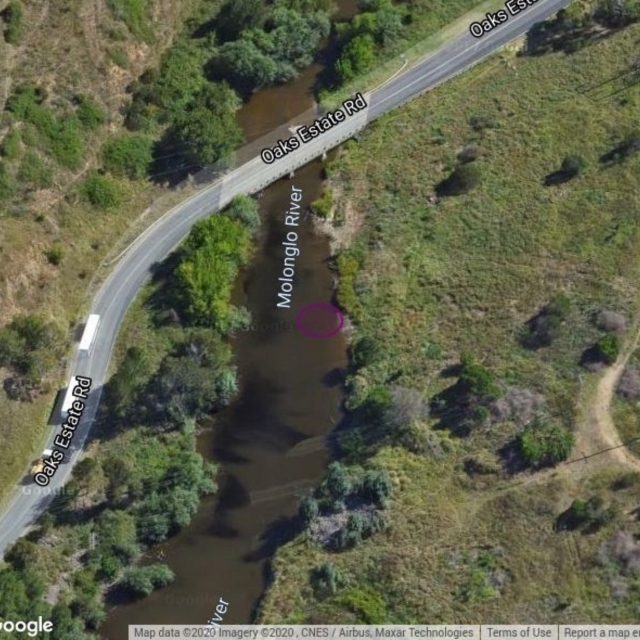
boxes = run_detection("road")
[0,0,571,555]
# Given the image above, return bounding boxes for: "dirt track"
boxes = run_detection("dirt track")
[572,324,640,473]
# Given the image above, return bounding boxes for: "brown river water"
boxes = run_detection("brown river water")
[99,1,357,635]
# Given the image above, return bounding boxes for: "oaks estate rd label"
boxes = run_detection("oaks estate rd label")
[260,93,368,165]
[469,0,541,38]
[34,375,92,487]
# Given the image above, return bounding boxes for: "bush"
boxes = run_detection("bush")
[119,564,175,597]
[101,135,152,179]
[336,253,361,318]
[617,366,640,399]
[596,333,620,365]
[596,310,626,334]
[76,96,107,129]
[352,336,382,369]
[325,462,351,500]
[82,173,122,209]
[518,417,575,468]
[2,1,24,44]
[359,469,392,507]
[310,562,345,598]
[44,244,64,266]
[299,493,320,525]
[459,354,498,399]
[338,587,387,623]
[0,129,21,159]
[311,188,333,219]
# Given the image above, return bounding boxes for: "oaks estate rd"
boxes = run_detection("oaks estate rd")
[33,375,92,487]
[469,0,541,38]
[260,93,368,165]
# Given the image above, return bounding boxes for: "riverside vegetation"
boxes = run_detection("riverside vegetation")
[0,0,490,509]
[0,0,498,631]
[258,3,640,625]
[0,196,259,638]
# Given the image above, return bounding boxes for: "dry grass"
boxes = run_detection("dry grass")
[0,0,197,505]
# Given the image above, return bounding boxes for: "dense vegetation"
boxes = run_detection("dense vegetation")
[0,197,260,635]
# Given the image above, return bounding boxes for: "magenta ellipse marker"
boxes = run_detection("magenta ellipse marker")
[296,303,344,339]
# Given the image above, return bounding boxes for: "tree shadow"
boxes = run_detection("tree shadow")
[523,15,614,56]
[429,382,473,438]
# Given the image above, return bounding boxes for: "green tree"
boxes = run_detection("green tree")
[335,34,376,84]
[518,417,575,468]
[216,0,268,41]
[175,214,252,331]
[171,82,242,165]
[102,135,153,179]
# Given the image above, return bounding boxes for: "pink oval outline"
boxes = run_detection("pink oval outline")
[296,303,344,339]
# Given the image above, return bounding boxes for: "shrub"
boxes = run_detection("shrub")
[299,493,320,525]
[596,333,620,365]
[338,587,387,623]
[119,564,175,597]
[310,562,345,598]
[101,135,152,179]
[82,173,122,209]
[325,462,351,500]
[44,244,64,266]
[311,188,333,219]
[518,417,575,468]
[359,469,392,507]
[336,253,361,318]
[352,336,382,369]
[2,1,24,44]
[596,310,626,334]
[0,129,21,159]
[459,353,498,399]
[617,366,640,399]
[76,96,107,129]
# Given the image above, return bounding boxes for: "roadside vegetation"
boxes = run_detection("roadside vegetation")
[0,196,259,636]
[258,13,640,624]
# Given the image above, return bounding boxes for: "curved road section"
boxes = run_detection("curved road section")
[0,0,570,555]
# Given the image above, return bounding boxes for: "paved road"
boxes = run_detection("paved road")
[0,0,571,555]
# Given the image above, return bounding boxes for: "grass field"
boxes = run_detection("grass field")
[258,22,640,624]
